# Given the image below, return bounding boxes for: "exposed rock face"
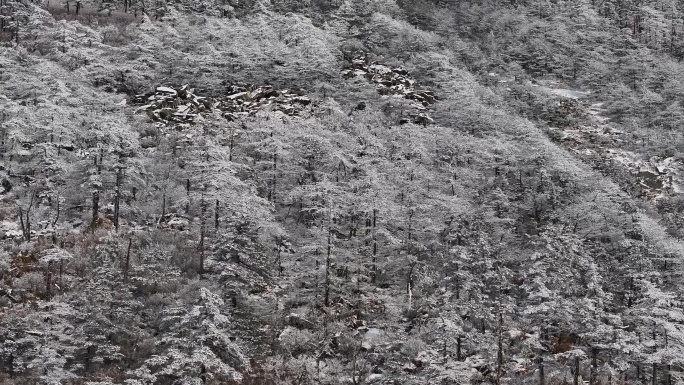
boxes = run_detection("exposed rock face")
[135,60,435,129]
[134,84,312,126]
[342,56,437,125]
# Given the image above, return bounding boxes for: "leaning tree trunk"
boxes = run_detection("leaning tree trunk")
[123,238,132,283]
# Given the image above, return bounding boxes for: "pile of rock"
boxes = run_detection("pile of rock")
[342,57,437,125]
[217,84,311,121]
[134,84,312,125]
[134,85,209,124]
[551,98,586,127]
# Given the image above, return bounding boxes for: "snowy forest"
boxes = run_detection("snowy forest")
[4,0,684,383]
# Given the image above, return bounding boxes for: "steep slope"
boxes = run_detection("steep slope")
[2,0,684,384]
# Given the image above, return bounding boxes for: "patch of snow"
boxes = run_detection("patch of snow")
[0,221,21,239]
[608,150,640,169]
[549,88,590,99]
[587,102,610,122]
[513,357,531,373]
[156,86,177,95]
[364,328,383,343]
[166,217,189,230]
[40,248,73,265]
[555,349,588,359]
[464,354,488,371]
[508,330,524,339]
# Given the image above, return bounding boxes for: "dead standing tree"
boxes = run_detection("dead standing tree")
[17,190,35,242]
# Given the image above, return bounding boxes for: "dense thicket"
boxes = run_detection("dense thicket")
[3,0,684,384]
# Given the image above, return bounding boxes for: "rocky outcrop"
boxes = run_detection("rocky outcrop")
[342,57,437,125]
[134,84,312,126]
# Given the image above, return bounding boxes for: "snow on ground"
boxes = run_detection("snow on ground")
[548,92,684,199]
[0,220,22,240]
[548,88,590,99]
[588,102,610,123]
[531,79,592,100]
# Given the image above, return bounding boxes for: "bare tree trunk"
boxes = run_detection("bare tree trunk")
[161,192,166,221]
[324,205,332,307]
[407,261,417,309]
[277,241,283,276]
[185,178,190,214]
[574,357,580,385]
[18,192,34,242]
[199,189,207,274]
[590,348,598,385]
[371,208,377,284]
[91,154,100,229]
[52,195,60,228]
[214,200,219,229]
[59,260,64,287]
[45,272,52,300]
[123,238,132,283]
[199,228,205,274]
[406,209,414,246]
[91,190,99,229]
[496,308,504,385]
[270,150,277,204]
[441,320,448,364]
[114,167,122,231]
[456,335,462,361]
[229,125,236,161]
[13,17,18,45]
[18,207,27,241]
